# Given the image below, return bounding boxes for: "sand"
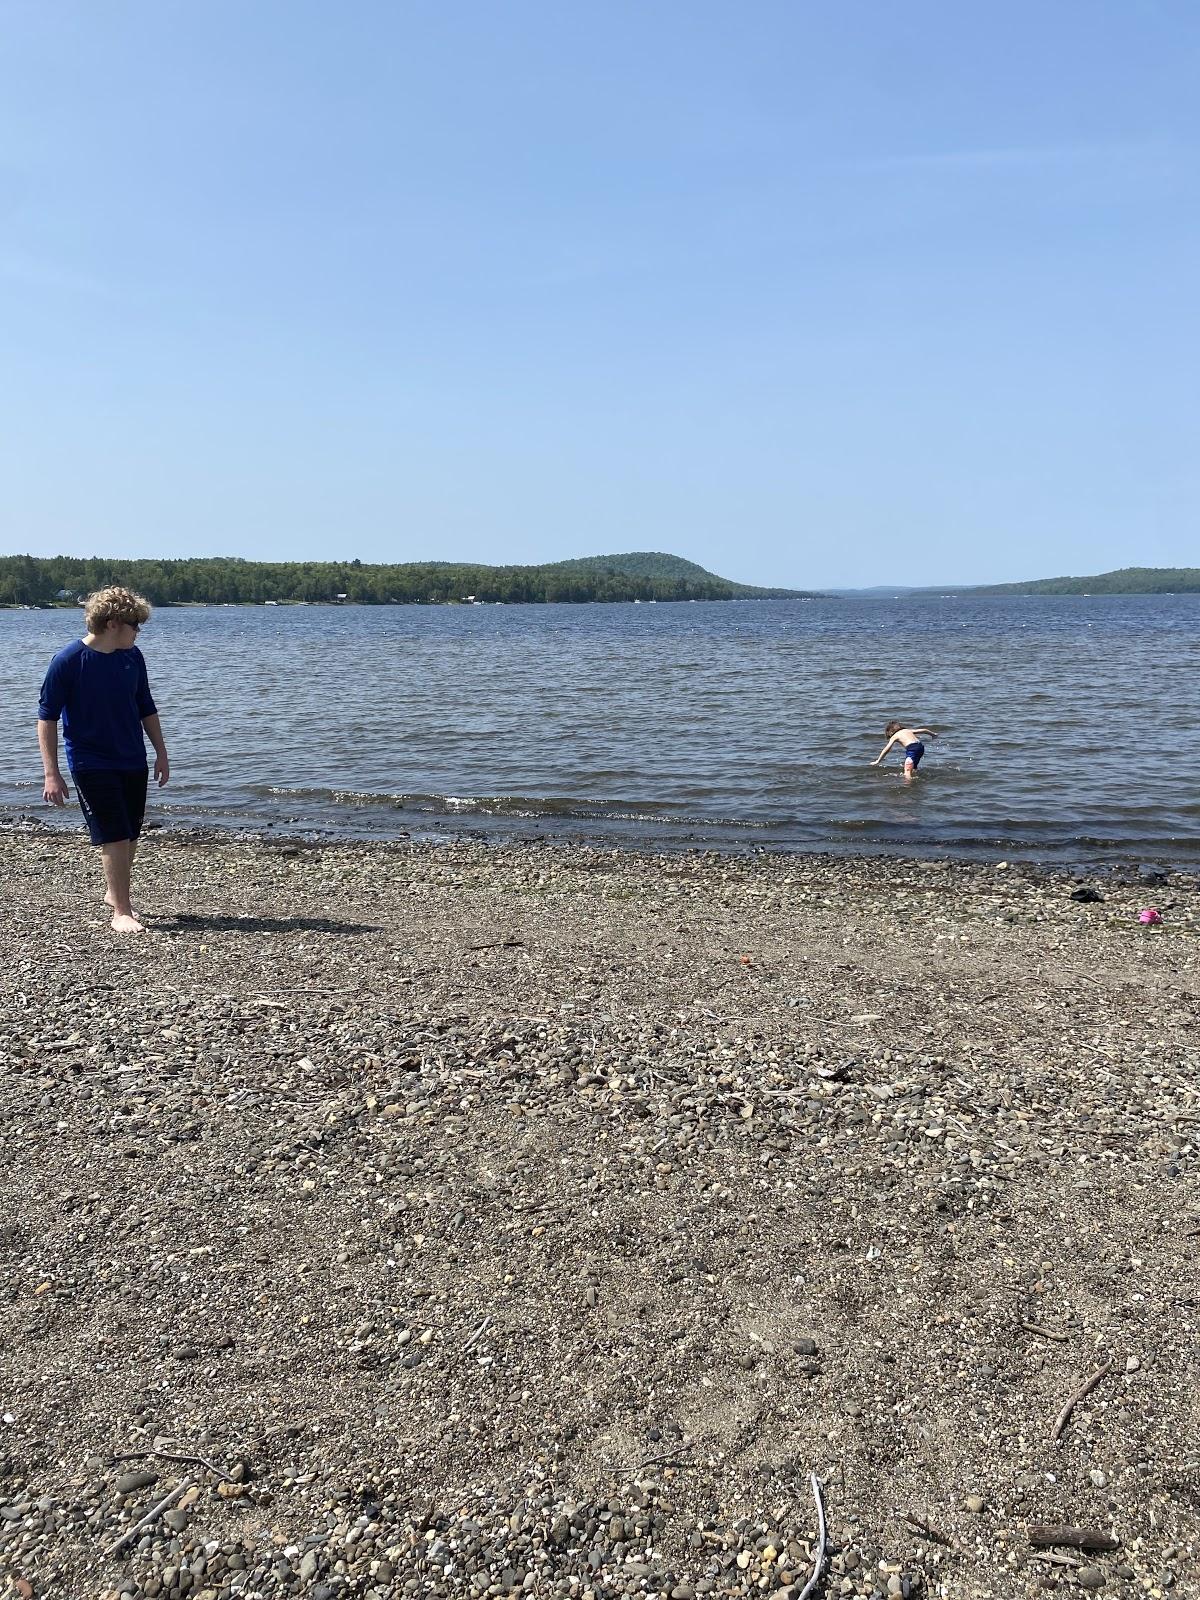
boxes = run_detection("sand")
[0,828,1197,1600]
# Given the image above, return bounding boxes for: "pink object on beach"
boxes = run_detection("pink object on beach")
[1138,908,1162,925]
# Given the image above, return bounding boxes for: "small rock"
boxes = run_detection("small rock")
[1077,1568,1105,1590]
[115,1470,159,1496]
[964,1494,985,1513]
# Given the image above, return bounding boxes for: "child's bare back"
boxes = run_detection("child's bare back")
[872,719,938,780]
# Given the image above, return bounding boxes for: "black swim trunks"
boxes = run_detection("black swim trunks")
[904,741,925,769]
[72,768,149,845]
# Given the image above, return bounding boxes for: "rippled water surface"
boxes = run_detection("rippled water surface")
[2,595,1196,861]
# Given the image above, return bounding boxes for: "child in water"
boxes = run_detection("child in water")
[872,720,938,781]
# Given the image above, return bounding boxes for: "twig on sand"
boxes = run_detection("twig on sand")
[903,1512,951,1546]
[796,1472,828,1600]
[1020,1321,1069,1342]
[1028,1526,1120,1553]
[466,938,525,952]
[463,1315,492,1352]
[111,1448,235,1482]
[248,986,361,995]
[611,1442,696,1475]
[106,1477,195,1557]
[1028,1550,1081,1568]
[1050,1358,1116,1442]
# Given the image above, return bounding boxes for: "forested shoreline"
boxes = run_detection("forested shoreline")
[975,565,1200,595]
[0,552,812,607]
[4,553,1195,607]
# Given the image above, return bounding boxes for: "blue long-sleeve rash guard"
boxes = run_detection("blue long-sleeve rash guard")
[38,640,158,772]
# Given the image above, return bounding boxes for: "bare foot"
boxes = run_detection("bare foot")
[110,911,146,935]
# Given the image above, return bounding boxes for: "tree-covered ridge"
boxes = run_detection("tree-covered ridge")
[975,567,1200,595]
[0,551,814,606]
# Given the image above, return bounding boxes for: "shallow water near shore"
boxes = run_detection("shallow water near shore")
[2,592,1197,863]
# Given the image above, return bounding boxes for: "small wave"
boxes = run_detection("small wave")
[120,781,1200,858]
[256,785,754,824]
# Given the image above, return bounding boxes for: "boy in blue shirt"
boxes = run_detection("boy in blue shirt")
[38,586,170,935]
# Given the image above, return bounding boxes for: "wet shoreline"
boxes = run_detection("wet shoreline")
[3,804,1195,874]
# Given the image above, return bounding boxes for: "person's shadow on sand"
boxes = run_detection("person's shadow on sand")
[156,912,382,935]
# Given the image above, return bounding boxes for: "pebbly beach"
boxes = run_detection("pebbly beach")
[0,829,1197,1600]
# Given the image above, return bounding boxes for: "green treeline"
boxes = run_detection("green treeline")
[0,551,813,607]
[976,566,1200,595]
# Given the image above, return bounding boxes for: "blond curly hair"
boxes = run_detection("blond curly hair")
[83,586,153,634]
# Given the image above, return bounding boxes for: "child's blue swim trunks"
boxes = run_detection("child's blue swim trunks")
[904,741,925,768]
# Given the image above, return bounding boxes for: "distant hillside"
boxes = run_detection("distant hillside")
[974,566,1200,596]
[822,585,933,597]
[0,550,816,607]
[533,552,809,598]
[824,567,1200,598]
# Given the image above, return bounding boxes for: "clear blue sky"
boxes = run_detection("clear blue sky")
[2,2,1197,588]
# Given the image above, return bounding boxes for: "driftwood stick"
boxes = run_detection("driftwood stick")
[634,1443,695,1471]
[1021,1321,1069,1343]
[1028,1550,1081,1568]
[1029,1525,1120,1553]
[466,939,525,952]
[796,1472,828,1600]
[1050,1358,1115,1442]
[463,1315,492,1352]
[110,1448,235,1482]
[106,1476,194,1557]
[623,1444,695,1473]
[609,1442,696,1475]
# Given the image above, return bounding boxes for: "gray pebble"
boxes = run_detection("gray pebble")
[116,1470,160,1496]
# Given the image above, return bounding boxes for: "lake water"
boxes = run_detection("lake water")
[2,594,1197,864]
